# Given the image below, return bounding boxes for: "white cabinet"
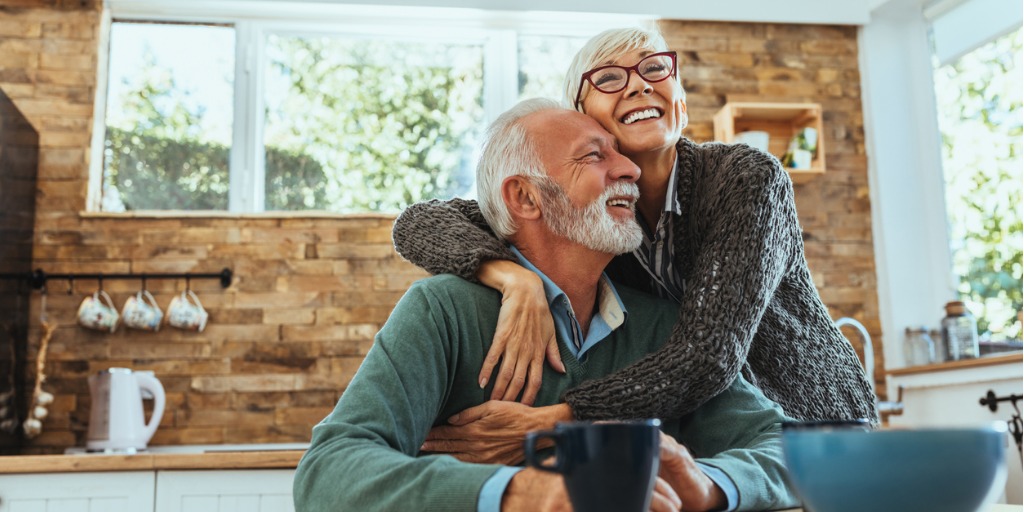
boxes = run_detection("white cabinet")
[154,470,295,512]
[887,353,1023,504]
[0,469,295,512]
[0,471,155,512]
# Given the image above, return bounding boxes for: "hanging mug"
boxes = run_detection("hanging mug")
[78,290,119,333]
[166,290,208,332]
[122,290,163,331]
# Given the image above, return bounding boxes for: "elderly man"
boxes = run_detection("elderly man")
[293,98,796,512]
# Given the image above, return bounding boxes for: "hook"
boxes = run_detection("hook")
[185,275,191,292]
[141,275,147,292]
[97,274,104,291]
[66,278,74,295]
[39,283,48,323]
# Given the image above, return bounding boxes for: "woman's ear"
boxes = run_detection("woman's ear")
[501,176,542,221]
[675,81,688,116]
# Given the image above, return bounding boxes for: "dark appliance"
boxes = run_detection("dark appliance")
[0,88,39,454]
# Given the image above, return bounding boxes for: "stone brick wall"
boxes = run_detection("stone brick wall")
[0,3,881,453]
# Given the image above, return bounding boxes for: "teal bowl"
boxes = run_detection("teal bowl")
[782,424,1007,512]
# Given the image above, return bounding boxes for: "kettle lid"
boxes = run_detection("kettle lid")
[97,367,132,375]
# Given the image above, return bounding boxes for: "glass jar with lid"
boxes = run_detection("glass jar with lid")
[903,327,935,366]
[941,301,979,361]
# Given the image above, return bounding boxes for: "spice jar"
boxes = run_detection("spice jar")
[941,301,979,361]
[903,327,935,367]
[929,328,946,362]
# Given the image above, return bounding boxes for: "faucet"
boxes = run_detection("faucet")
[834,317,873,394]
[834,317,904,418]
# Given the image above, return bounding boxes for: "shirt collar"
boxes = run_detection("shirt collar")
[665,156,682,215]
[508,246,628,331]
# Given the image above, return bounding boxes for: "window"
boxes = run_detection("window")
[517,34,590,101]
[98,10,604,214]
[102,22,235,211]
[262,34,485,212]
[932,28,1023,339]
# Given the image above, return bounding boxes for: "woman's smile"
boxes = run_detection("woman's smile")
[580,48,687,157]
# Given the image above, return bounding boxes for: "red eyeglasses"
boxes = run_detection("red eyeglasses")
[574,51,678,110]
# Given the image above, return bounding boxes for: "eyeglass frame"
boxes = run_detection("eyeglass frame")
[573,51,679,111]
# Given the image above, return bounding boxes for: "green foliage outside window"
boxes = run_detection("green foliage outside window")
[103,31,483,213]
[104,128,326,211]
[934,28,1023,338]
[262,35,483,212]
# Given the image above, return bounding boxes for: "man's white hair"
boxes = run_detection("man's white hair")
[476,97,563,240]
[563,26,685,113]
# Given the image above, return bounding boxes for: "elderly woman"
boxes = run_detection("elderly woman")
[392,27,876,432]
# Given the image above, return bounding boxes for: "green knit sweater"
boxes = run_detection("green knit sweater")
[293,275,796,511]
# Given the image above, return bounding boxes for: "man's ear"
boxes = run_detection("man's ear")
[501,176,542,221]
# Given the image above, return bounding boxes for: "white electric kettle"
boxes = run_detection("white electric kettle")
[87,368,165,453]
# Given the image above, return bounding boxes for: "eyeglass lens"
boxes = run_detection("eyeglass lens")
[589,53,675,93]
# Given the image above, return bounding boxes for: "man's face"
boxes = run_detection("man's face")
[522,110,643,255]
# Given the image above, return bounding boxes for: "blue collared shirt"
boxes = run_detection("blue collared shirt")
[477,245,738,512]
[509,246,626,360]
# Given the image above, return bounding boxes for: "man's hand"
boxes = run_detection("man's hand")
[421,401,572,465]
[502,469,682,512]
[476,260,563,405]
[651,477,684,512]
[501,468,572,512]
[658,432,727,511]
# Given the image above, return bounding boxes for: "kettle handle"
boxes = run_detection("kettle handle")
[134,372,166,444]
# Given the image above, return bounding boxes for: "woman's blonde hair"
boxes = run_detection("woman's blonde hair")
[563,26,685,112]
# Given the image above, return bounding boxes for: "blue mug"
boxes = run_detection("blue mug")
[524,419,661,512]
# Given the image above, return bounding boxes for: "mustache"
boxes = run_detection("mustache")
[597,181,640,206]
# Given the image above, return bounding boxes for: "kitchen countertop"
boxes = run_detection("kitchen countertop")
[886,351,1022,376]
[780,507,1021,512]
[0,447,306,474]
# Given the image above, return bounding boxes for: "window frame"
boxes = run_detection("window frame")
[92,1,643,214]
[860,0,1022,371]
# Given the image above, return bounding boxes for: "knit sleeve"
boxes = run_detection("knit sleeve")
[392,198,517,281]
[564,149,799,421]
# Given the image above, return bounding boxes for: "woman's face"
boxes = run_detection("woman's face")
[578,48,687,158]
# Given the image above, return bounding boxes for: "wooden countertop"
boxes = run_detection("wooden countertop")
[886,352,1022,377]
[780,506,1020,512]
[0,450,305,474]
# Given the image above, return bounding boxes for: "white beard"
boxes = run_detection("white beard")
[537,179,643,255]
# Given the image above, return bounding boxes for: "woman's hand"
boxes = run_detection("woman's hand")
[657,433,726,512]
[476,260,564,405]
[421,401,572,465]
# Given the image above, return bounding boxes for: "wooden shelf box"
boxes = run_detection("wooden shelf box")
[712,102,826,184]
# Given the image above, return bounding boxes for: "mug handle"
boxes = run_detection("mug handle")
[98,290,119,333]
[184,289,205,311]
[141,289,159,309]
[524,430,565,474]
[98,289,116,310]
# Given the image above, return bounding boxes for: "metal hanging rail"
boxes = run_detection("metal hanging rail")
[0,268,233,289]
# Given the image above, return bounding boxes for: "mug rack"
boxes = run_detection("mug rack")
[0,268,233,290]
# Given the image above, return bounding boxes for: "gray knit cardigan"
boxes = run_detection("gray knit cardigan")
[391,137,879,424]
